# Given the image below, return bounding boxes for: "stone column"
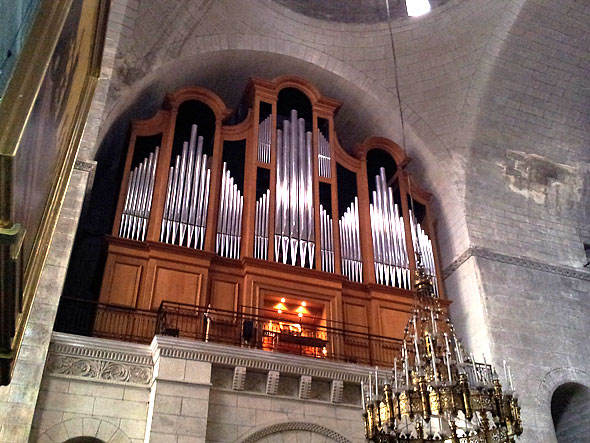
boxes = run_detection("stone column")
[146,337,212,443]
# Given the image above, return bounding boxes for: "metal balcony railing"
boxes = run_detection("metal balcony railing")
[56,297,403,367]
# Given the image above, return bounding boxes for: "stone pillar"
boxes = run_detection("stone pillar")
[146,338,212,443]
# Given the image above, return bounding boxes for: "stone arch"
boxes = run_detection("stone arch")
[36,417,132,443]
[536,367,590,408]
[534,367,590,443]
[236,422,353,443]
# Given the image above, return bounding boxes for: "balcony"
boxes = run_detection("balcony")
[55,297,402,368]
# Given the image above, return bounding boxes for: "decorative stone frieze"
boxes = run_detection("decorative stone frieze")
[46,333,153,386]
[443,246,590,281]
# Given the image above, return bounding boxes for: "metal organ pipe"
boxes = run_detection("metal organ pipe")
[410,211,439,296]
[160,124,211,249]
[254,189,270,260]
[369,168,411,289]
[258,115,271,163]
[274,110,315,269]
[319,204,334,272]
[216,162,244,259]
[318,132,331,178]
[119,146,159,241]
[339,197,362,282]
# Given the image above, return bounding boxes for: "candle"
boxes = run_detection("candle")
[394,359,398,389]
[404,340,410,386]
[361,382,365,409]
[368,373,373,402]
[503,360,508,386]
[444,333,452,382]
[430,308,437,336]
[508,365,514,391]
[375,366,379,397]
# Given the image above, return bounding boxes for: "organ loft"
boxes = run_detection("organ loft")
[95,76,445,358]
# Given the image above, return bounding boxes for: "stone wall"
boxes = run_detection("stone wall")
[30,333,366,443]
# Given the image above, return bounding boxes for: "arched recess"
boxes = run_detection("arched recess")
[535,367,590,443]
[35,418,132,443]
[551,382,590,442]
[63,438,105,443]
[236,422,352,443]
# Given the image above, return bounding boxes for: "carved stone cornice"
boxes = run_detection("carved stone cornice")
[152,336,370,383]
[443,246,590,282]
[46,332,153,386]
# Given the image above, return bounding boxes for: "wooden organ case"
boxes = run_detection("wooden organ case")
[99,76,447,358]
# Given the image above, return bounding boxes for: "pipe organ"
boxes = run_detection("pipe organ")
[100,76,445,340]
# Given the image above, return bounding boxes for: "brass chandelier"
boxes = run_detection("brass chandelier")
[361,256,523,442]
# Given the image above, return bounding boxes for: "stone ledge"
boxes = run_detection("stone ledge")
[443,246,590,282]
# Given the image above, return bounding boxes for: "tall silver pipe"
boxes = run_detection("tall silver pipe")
[141,147,159,241]
[188,135,204,247]
[274,129,283,261]
[306,131,314,267]
[318,132,331,178]
[216,163,243,259]
[274,110,314,268]
[120,169,135,237]
[160,166,173,242]
[199,167,211,250]
[216,163,227,254]
[179,128,197,245]
[339,199,362,282]
[319,204,334,273]
[298,118,307,267]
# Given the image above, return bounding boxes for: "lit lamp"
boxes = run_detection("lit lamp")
[406,0,431,17]
[296,305,309,318]
[274,302,287,314]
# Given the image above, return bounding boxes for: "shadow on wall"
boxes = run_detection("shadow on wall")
[551,382,590,443]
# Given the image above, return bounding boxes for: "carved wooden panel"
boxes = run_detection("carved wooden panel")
[150,265,202,309]
[101,257,143,307]
[210,279,238,312]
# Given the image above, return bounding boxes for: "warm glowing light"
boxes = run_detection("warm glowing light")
[298,313,303,318]
[273,302,287,311]
[301,301,306,307]
[295,305,310,315]
[406,0,430,17]
[277,310,282,314]
[280,297,286,303]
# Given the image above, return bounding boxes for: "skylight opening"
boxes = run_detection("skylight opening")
[406,0,431,17]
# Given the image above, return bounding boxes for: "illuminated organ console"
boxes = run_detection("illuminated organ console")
[99,76,447,355]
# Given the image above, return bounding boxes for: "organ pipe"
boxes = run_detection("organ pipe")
[318,132,331,178]
[160,124,211,249]
[257,115,271,163]
[254,189,270,260]
[319,204,334,272]
[119,146,159,241]
[274,109,315,269]
[410,210,439,296]
[114,82,443,298]
[369,168,410,289]
[216,162,244,259]
[339,197,362,282]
